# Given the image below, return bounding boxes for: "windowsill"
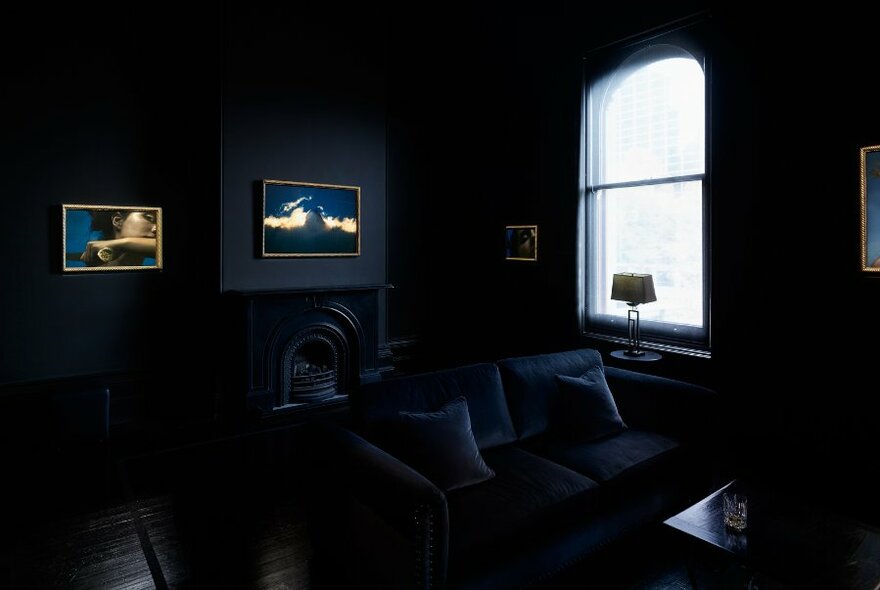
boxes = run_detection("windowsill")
[581,331,711,360]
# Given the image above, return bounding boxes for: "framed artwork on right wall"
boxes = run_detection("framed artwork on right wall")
[861,145,880,272]
[859,145,880,272]
[505,225,538,262]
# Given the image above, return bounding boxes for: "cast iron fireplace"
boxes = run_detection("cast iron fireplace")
[228,286,389,418]
[281,326,348,404]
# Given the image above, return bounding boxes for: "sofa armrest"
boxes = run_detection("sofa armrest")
[604,366,720,445]
[307,421,449,590]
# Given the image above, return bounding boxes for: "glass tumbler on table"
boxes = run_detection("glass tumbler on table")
[722,492,748,532]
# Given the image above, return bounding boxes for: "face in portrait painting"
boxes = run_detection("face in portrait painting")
[63,205,162,272]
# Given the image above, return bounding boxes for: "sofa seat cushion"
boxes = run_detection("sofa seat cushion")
[530,429,682,485]
[446,445,599,565]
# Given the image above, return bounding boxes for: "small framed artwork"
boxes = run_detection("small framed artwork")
[62,204,162,272]
[262,179,360,257]
[505,225,538,261]
[861,145,880,272]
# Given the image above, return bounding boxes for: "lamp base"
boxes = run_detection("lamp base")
[610,350,662,362]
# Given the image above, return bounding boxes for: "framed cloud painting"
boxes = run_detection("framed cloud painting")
[262,180,360,257]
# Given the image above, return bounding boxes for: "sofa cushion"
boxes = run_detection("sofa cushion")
[497,348,605,440]
[446,445,599,565]
[352,363,518,450]
[555,368,627,441]
[388,397,495,491]
[529,429,682,485]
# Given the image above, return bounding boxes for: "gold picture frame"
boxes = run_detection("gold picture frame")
[62,204,163,272]
[262,179,361,257]
[505,225,538,262]
[861,145,880,272]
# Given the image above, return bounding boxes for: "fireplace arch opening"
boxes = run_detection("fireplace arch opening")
[280,326,348,405]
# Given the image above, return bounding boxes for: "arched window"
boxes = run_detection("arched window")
[583,39,709,353]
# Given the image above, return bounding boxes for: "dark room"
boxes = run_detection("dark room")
[2,1,879,588]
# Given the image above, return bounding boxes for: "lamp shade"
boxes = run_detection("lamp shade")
[610,273,657,305]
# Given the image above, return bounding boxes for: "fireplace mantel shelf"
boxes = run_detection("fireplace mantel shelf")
[227,283,393,297]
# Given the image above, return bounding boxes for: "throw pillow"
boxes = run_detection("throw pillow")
[555,367,627,441]
[391,396,495,492]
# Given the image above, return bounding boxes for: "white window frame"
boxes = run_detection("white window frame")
[579,24,711,356]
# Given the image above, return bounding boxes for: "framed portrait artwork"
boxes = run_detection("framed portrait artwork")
[505,225,538,261]
[861,145,880,272]
[262,179,360,257]
[62,204,162,272]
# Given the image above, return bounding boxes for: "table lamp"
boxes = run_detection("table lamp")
[610,273,658,359]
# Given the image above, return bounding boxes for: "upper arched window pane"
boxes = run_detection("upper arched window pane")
[599,46,704,185]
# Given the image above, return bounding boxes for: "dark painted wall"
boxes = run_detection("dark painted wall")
[0,5,221,421]
[0,1,390,430]
[731,10,880,486]
[387,6,563,362]
[221,1,389,351]
[388,4,719,363]
[221,1,387,295]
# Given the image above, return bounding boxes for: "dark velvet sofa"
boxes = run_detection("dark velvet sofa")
[308,348,718,589]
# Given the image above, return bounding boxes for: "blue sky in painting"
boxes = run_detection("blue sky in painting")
[265,184,357,220]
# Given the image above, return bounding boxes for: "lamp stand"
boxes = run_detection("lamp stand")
[608,273,661,362]
[625,306,644,357]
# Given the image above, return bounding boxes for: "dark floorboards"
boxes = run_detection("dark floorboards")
[1,498,152,589]
[1,425,866,590]
[0,491,313,590]
[0,425,318,590]
[116,426,317,589]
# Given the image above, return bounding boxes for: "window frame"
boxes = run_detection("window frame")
[579,19,712,356]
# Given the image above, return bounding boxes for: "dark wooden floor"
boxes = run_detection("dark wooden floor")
[0,436,803,590]
[0,484,702,590]
[2,498,153,589]
[0,425,857,590]
[1,493,314,589]
[0,425,317,590]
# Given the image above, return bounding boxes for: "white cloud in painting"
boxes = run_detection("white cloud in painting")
[280,197,311,213]
[265,206,309,229]
[323,215,357,233]
[265,198,356,233]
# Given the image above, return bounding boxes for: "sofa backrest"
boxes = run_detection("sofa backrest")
[351,363,518,451]
[497,348,604,440]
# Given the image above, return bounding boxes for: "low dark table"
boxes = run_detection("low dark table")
[664,480,880,589]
